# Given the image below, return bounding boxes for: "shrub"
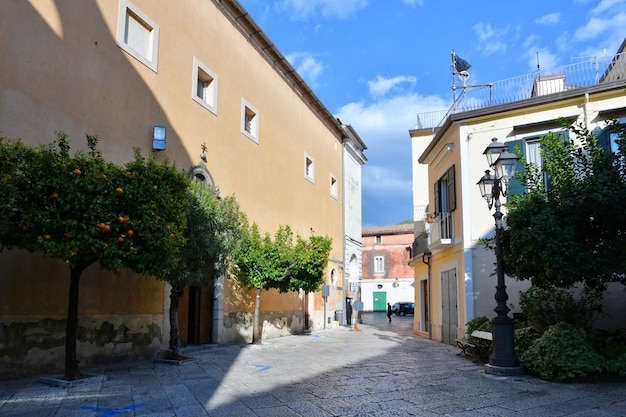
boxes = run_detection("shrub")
[519,285,603,333]
[466,316,491,334]
[514,326,541,357]
[520,322,605,381]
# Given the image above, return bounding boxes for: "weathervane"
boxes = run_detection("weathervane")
[451,49,493,113]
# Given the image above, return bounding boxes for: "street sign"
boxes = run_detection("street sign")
[352,300,364,311]
[350,281,358,292]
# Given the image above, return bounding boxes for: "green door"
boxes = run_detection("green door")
[373,291,386,312]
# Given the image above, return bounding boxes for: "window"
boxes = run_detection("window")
[433,165,456,215]
[375,235,382,244]
[374,256,384,274]
[330,174,338,199]
[507,131,568,195]
[192,57,218,114]
[241,99,259,143]
[304,153,315,183]
[116,0,159,72]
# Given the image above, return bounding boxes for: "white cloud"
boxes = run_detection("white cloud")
[335,90,448,201]
[575,0,626,41]
[590,0,626,15]
[367,75,416,98]
[362,165,412,194]
[535,13,561,25]
[472,23,507,55]
[279,0,368,20]
[286,52,325,88]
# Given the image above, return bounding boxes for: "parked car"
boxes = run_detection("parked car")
[392,302,414,316]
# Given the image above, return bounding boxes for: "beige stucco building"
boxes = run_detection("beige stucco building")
[409,41,626,345]
[0,0,365,378]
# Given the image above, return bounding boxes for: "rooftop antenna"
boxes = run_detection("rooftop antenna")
[536,51,540,72]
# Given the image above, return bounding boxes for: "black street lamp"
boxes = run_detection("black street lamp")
[476,138,524,375]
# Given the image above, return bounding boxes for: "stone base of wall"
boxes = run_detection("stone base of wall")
[0,314,162,380]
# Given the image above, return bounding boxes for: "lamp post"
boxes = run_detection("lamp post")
[476,138,524,375]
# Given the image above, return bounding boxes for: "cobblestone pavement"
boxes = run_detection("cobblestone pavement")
[1,312,625,416]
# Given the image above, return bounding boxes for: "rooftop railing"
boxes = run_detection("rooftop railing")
[416,52,626,130]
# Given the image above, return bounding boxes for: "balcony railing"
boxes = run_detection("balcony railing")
[416,52,626,130]
[428,211,454,249]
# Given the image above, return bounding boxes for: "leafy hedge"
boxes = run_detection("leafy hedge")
[520,323,605,381]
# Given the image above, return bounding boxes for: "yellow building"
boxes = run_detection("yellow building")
[410,41,626,344]
[0,0,364,378]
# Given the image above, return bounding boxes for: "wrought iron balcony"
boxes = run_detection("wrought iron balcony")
[416,51,626,130]
[427,212,454,249]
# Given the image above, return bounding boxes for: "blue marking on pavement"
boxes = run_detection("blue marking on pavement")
[80,403,144,416]
[310,334,330,338]
[255,365,273,372]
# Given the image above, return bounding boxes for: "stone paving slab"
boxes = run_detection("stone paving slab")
[1,313,625,416]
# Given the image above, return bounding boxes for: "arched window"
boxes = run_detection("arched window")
[188,162,219,196]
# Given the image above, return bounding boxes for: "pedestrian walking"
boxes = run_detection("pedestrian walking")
[387,303,392,322]
[346,299,353,326]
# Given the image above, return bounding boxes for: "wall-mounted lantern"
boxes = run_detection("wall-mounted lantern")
[152,125,167,151]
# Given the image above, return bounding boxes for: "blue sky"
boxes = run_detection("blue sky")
[238,0,626,227]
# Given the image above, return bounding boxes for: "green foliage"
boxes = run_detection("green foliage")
[502,119,626,290]
[165,181,246,289]
[520,322,605,381]
[0,134,189,277]
[603,333,626,377]
[514,326,541,357]
[466,316,491,334]
[233,223,332,293]
[518,285,603,333]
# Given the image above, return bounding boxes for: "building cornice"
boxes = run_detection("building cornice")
[214,0,346,143]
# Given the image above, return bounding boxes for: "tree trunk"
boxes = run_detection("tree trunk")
[252,287,262,344]
[64,265,85,381]
[169,286,185,359]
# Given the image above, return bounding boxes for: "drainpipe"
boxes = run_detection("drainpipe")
[584,92,590,126]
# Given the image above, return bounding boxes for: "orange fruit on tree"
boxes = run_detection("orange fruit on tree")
[65,232,73,239]
[127,230,134,237]
[104,225,111,232]
[43,234,51,240]
[118,236,125,243]
[115,187,123,194]
[51,193,59,199]
[73,169,81,176]
[168,233,174,239]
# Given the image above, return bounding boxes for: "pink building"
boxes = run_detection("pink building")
[360,224,415,311]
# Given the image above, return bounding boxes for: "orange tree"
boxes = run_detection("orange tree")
[232,224,331,344]
[0,134,189,380]
[164,181,245,359]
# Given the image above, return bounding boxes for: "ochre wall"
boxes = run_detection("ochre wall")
[0,0,345,378]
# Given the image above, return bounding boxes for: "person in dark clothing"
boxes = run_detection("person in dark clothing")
[387,303,392,322]
[346,300,353,325]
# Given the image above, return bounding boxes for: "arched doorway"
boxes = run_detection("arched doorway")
[177,159,219,345]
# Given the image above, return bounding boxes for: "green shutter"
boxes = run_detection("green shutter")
[592,128,611,151]
[505,139,525,196]
[448,165,456,211]
[433,180,440,214]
